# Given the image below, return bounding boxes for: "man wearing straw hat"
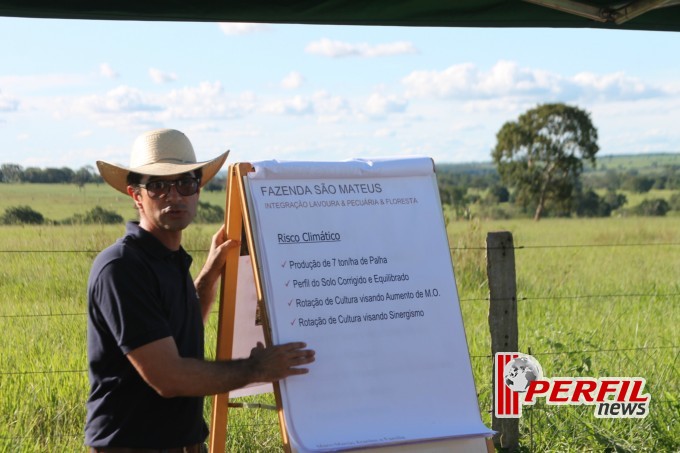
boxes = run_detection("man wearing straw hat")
[86,129,315,452]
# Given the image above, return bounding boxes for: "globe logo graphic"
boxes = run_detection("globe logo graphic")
[503,355,542,393]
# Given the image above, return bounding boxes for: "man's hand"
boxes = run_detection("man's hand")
[195,224,240,321]
[248,342,316,382]
[127,338,315,397]
[204,224,239,278]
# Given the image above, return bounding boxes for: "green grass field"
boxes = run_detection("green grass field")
[590,153,680,173]
[0,182,229,223]
[0,185,678,452]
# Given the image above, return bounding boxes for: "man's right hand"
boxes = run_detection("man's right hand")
[248,342,315,382]
[127,337,315,398]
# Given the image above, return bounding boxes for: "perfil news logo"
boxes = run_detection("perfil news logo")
[494,353,651,419]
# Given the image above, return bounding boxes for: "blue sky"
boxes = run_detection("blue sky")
[1,17,679,169]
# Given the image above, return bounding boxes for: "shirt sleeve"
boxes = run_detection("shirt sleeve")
[90,256,172,354]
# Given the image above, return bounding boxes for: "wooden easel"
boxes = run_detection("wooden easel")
[208,162,291,453]
[208,162,493,453]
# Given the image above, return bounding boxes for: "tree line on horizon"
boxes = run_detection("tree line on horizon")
[0,163,225,191]
[2,103,680,222]
[2,156,678,224]
[437,162,680,220]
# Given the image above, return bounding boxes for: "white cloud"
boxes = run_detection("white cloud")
[305,38,417,58]
[312,91,350,117]
[374,128,395,138]
[570,71,660,100]
[477,60,560,96]
[60,81,256,129]
[186,123,222,133]
[0,74,89,93]
[218,22,270,35]
[261,91,350,120]
[281,71,304,89]
[260,90,408,122]
[403,61,561,99]
[99,63,119,79]
[163,82,256,120]
[149,68,178,84]
[167,81,223,101]
[262,96,313,116]
[0,90,19,112]
[402,60,666,104]
[76,85,163,114]
[364,93,408,118]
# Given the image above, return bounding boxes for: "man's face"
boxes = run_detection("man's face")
[132,172,200,233]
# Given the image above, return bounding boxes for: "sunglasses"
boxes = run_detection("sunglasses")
[138,177,201,199]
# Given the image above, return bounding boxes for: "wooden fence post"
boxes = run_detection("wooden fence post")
[487,231,520,451]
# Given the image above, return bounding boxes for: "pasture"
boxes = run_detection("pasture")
[0,183,678,452]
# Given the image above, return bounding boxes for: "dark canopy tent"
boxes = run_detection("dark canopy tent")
[1,0,680,31]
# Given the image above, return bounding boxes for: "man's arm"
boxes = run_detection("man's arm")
[126,337,315,398]
[194,224,239,323]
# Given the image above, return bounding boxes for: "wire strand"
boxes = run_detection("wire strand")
[2,346,675,377]
[2,241,680,253]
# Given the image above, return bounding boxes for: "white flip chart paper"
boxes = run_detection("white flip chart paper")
[245,158,492,452]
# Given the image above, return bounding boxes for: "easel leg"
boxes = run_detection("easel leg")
[208,164,245,453]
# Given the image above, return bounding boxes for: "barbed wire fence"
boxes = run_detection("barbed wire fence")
[0,237,678,452]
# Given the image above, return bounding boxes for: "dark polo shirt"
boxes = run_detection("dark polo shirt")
[85,222,207,448]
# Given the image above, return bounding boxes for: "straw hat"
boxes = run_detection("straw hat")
[97,129,229,195]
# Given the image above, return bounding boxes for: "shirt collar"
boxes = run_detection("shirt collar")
[125,221,191,264]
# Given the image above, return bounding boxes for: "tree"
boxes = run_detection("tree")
[622,175,655,193]
[0,163,23,182]
[603,190,627,211]
[492,103,599,221]
[74,165,97,188]
[573,189,626,217]
[634,199,670,216]
[670,191,680,211]
[487,184,510,203]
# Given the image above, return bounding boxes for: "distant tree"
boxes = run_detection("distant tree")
[16,166,76,183]
[492,103,599,221]
[204,176,226,192]
[602,169,622,191]
[663,165,680,190]
[573,189,620,217]
[633,199,670,216]
[0,164,23,182]
[488,185,510,203]
[439,185,467,206]
[46,167,74,183]
[1,206,44,224]
[623,175,656,193]
[438,185,470,219]
[669,192,680,211]
[74,165,97,188]
[603,190,627,211]
[435,165,500,207]
[22,167,44,183]
[574,190,606,217]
